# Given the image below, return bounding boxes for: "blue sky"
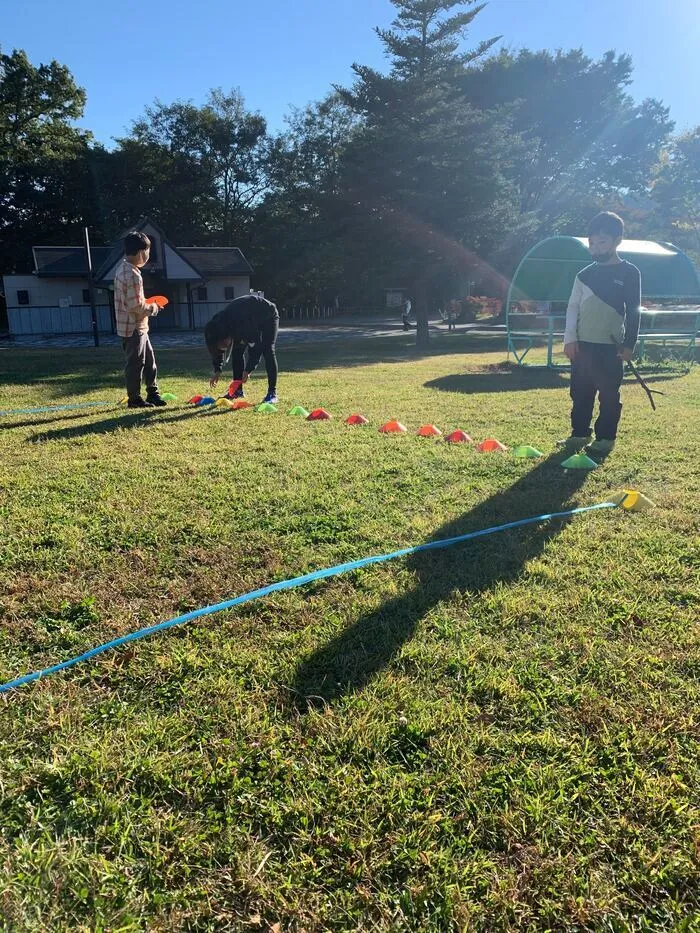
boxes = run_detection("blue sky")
[3,0,699,145]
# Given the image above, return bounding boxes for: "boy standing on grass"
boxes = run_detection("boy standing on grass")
[560,212,641,455]
[114,231,167,408]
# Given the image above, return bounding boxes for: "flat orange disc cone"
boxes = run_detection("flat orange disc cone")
[145,295,169,307]
[417,424,442,437]
[445,430,473,444]
[478,438,508,452]
[379,420,407,434]
[307,408,332,421]
[231,399,254,410]
[345,414,369,425]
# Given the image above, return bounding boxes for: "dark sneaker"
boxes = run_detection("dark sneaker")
[231,385,245,399]
[146,392,167,407]
[262,391,279,405]
[128,397,154,409]
[556,435,592,450]
[586,439,615,455]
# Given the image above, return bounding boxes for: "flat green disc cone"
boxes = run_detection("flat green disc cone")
[561,453,598,470]
[255,402,278,413]
[288,406,309,417]
[513,445,543,458]
[161,392,177,401]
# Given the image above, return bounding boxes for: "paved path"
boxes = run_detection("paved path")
[0,318,411,350]
[0,317,505,350]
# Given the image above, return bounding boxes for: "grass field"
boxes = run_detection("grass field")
[1,335,699,930]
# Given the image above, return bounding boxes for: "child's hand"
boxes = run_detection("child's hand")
[618,347,634,362]
[150,303,159,315]
[210,373,220,389]
[241,372,249,383]
[564,341,579,361]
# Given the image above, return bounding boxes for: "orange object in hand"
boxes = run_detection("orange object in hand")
[146,295,169,308]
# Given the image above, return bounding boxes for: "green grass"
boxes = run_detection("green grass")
[1,334,699,931]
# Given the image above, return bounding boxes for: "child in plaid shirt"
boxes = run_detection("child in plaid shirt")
[114,231,166,408]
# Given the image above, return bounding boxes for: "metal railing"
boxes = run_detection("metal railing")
[6,301,343,337]
[7,305,113,336]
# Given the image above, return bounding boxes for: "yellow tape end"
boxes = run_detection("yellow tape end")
[611,490,656,512]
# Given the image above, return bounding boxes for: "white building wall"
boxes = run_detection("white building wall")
[3,275,111,335]
[3,275,109,308]
[191,276,251,327]
[3,273,251,334]
[162,244,199,280]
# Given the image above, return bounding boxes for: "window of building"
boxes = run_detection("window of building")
[196,286,208,301]
[17,290,29,305]
[224,286,235,300]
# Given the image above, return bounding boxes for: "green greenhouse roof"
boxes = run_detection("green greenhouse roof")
[508,236,700,303]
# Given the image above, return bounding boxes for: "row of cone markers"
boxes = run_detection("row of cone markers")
[184,384,557,462]
[118,384,598,469]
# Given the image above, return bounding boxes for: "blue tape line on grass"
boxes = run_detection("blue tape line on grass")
[0,501,617,695]
[0,402,111,417]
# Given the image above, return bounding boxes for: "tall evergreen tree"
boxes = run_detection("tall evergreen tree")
[337,0,516,345]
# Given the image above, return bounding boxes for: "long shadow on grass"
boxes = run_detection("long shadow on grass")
[426,368,569,395]
[426,367,687,397]
[0,335,511,399]
[26,408,204,442]
[0,410,110,431]
[289,452,598,709]
[282,334,508,374]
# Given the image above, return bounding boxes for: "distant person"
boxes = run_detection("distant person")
[205,294,279,403]
[402,297,412,330]
[114,231,166,408]
[447,299,459,331]
[560,211,641,455]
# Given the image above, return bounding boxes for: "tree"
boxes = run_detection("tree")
[0,48,91,272]
[460,49,674,229]
[87,140,218,246]
[128,89,269,247]
[650,129,700,260]
[254,94,360,303]
[337,0,515,346]
[374,0,496,83]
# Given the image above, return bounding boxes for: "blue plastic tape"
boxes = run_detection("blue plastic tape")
[0,402,110,417]
[0,502,617,695]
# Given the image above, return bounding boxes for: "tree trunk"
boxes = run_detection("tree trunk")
[415,307,430,348]
[414,282,430,348]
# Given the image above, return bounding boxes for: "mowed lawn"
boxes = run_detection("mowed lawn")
[0,335,699,930]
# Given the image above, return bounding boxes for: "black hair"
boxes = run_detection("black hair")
[124,231,151,256]
[588,212,624,240]
[204,318,231,373]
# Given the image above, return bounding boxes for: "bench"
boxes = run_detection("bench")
[507,307,700,368]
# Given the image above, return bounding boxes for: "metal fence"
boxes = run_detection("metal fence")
[187,303,338,328]
[6,302,339,337]
[7,305,113,336]
[279,306,336,321]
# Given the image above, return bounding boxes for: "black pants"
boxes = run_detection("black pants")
[570,342,623,440]
[122,331,158,401]
[232,315,279,393]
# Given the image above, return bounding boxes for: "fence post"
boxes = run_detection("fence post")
[83,227,99,347]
